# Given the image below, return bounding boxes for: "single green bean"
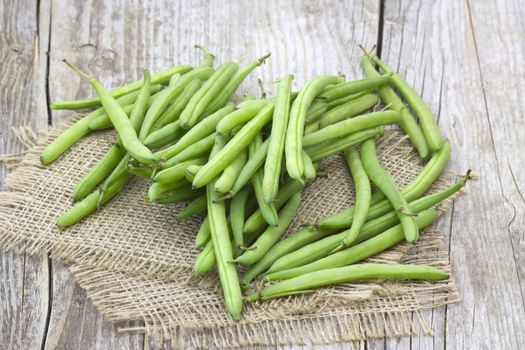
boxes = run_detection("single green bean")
[194,238,216,276]
[262,74,293,204]
[194,217,211,248]
[302,151,316,181]
[179,62,239,129]
[63,61,156,165]
[126,164,153,179]
[192,102,275,188]
[235,99,269,110]
[184,164,202,182]
[243,179,303,235]
[250,263,448,301]
[318,94,379,128]
[317,140,451,230]
[361,139,419,243]
[305,127,384,162]
[195,45,215,68]
[318,75,391,102]
[230,186,251,249]
[214,150,247,194]
[143,120,184,149]
[154,157,208,184]
[162,133,216,168]
[156,103,235,160]
[156,186,204,204]
[265,209,438,281]
[50,64,192,110]
[205,53,270,114]
[234,192,301,266]
[57,172,130,228]
[285,76,343,182]
[156,79,202,127]
[147,179,188,202]
[168,73,181,87]
[340,147,371,248]
[177,195,207,220]
[206,135,243,320]
[250,133,279,226]
[361,56,429,159]
[302,110,401,148]
[215,102,268,134]
[267,168,466,274]
[370,55,443,152]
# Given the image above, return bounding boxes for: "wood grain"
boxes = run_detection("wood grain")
[1,0,525,349]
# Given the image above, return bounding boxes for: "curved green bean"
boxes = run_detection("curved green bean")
[194,238,216,276]
[318,94,379,128]
[50,64,192,110]
[154,157,208,184]
[194,217,211,248]
[195,45,215,68]
[192,102,275,188]
[214,150,247,194]
[262,74,293,204]
[143,120,184,149]
[305,127,384,162]
[361,56,429,159]
[206,135,243,320]
[318,75,391,102]
[361,139,419,243]
[265,209,438,281]
[302,151,316,181]
[177,195,207,220]
[370,55,443,152]
[234,192,301,266]
[250,263,448,301]
[302,110,401,148]
[285,76,342,182]
[179,62,239,129]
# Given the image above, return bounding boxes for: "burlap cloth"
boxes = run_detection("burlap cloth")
[0,119,460,348]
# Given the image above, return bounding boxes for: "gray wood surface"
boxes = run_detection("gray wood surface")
[1,0,524,349]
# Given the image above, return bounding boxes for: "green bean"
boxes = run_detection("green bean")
[194,238,216,276]
[302,151,316,181]
[318,94,379,128]
[50,64,192,110]
[318,140,451,230]
[361,56,429,159]
[250,133,279,226]
[262,74,293,204]
[147,179,188,202]
[241,227,329,285]
[156,79,202,127]
[156,103,235,160]
[72,143,127,201]
[179,62,239,129]
[235,99,269,110]
[154,157,208,184]
[168,73,181,87]
[195,217,211,248]
[195,45,215,68]
[156,186,204,204]
[230,186,251,249]
[305,127,384,162]
[138,88,182,140]
[162,133,216,168]
[192,102,275,188]
[265,209,438,281]
[305,91,371,125]
[250,263,448,301]
[318,75,391,102]
[267,169,467,275]
[243,179,303,235]
[57,172,130,228]
[234,192,301,266]
[285,76,343,182]
[205,54,270,114]
[370,55,443,152]
[177,195,207,220]
[216,138,270,201]
[303,121,321,134]
[216,101,268,134]
[206,135,243,320]
[214,150,247,194]
[340,147,371,248]
[143,120,184,149]
[63,61,156,165]
[184,164,202,182]
[361,139,419,243]
[302,110,401,148]
[126,164,153,179]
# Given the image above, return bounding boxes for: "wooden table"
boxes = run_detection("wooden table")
[1,1,524,348]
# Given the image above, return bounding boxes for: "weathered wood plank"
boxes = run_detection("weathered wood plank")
[0,0,51,349]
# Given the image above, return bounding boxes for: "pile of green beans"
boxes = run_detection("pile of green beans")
[42,46,467,320]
